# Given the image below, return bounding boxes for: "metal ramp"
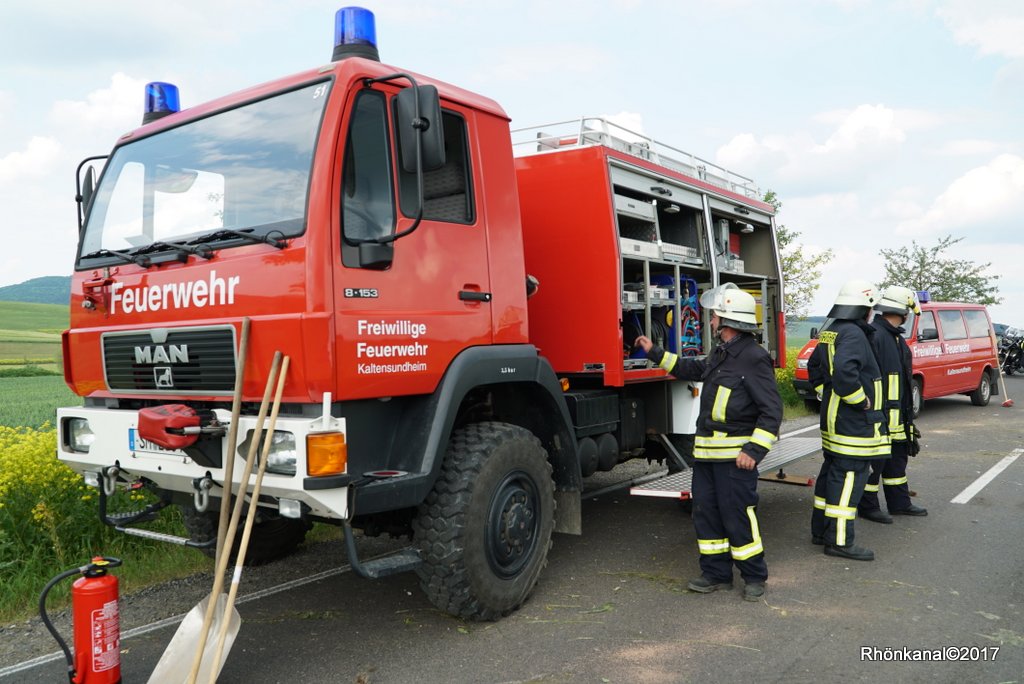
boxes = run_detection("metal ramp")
[630,435,822,500]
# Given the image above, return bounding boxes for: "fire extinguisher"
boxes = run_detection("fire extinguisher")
[39,557,123,684]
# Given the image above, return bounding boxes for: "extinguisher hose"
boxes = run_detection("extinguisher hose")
[38,565,87,682]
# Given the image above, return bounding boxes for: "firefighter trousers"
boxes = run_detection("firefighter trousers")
[692,460,767,584]
[811,452,871,547]
[858,441,912,512]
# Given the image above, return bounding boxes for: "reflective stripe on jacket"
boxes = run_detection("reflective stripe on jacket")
[648,333,783,463]
[807,318,890,458]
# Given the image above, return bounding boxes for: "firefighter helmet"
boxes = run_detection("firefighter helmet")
[828,279,878,320]
[875,285,921,316]
[700,283,759,332]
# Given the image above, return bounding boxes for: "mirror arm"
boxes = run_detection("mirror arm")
[75,155,108,232]
[356,72,426,246]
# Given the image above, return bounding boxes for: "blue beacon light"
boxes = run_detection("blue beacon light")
[142,82,181,124]
[332,7,380,62]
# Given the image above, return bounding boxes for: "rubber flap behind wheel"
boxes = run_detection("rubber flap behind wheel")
[138,404,200,450]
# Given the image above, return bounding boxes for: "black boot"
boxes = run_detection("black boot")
[859,508,893,524]
[891,504,927,516]
[824,544,875,561]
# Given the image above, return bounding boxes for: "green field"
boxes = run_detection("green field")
[0,302,73,427]
[0,376,80,428]
[0,300,67,331]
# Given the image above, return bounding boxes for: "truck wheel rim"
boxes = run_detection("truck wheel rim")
[486,470,540,578]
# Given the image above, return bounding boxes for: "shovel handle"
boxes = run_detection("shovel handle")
[215,317,250,570]
[208,356,290,682]
[187,350,281,684]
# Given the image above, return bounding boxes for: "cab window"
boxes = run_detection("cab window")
[396,110,474,224]
[963,309,992,338]
[341,90,396,267]
[937,310,968,341]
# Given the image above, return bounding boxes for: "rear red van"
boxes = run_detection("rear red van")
[793,300,1000,416]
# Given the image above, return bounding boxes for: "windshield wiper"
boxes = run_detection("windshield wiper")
[189,228,287,250]
[130,240,213,261]
[80,248,152,268]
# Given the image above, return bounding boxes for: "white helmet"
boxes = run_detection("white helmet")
[828,279,878,320]
[700,283,759,332]
[875,285,921,316]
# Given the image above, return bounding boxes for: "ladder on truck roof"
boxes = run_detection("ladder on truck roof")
[510,116,761,201]
[630,432,822,500]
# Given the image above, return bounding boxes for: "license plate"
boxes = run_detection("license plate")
[128,428,187,456]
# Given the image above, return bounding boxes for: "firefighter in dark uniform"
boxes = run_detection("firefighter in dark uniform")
[636,283,782,602]
[808,280,890,561]
[858,285,928,522]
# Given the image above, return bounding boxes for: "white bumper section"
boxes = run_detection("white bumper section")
[56,406,349,520]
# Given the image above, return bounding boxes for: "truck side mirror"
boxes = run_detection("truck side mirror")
[918,327,938,342]
[395,85,445,173]
[77,165,96,233]
[809,327,818,339]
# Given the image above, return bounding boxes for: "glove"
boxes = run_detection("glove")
[908,424,922,457]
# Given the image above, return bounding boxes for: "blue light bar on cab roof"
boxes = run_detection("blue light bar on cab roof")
[916,290,930,303]
[142,82,180,124]
[332,6,380,62]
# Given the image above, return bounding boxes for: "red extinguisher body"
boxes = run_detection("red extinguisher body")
[71,570,121,684]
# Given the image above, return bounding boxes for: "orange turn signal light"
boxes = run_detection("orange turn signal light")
[306,432,347,477]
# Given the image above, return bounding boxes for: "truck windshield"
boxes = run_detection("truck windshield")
[78,81,330,266]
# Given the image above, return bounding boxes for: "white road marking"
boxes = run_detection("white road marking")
[951,448,1023,504]
[781,423,820,438]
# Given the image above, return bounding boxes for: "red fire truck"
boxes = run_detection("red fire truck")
[57,7,798,621]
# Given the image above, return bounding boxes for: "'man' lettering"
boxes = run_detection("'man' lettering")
[135,345,189,364]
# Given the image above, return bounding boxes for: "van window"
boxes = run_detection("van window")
[963,309,992,338]
[917,311,937,341]
[937,310,968,340]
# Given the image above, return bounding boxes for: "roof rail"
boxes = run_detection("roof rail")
[510,117,761,200]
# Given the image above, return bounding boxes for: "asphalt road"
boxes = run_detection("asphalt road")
[5,375,1024,683]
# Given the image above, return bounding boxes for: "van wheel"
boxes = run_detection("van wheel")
[911,378,923,418]
[413,422,555,621]
[970,371,992,406]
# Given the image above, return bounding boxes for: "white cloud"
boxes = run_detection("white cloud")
[0,136,61,182]
[935,138,1003,156]
[50,72,146,133]
[937,0,1024,59]
[817,104,905,153]
[473,44,610,82]
[897,153,1024,237]
[716,104,915,192]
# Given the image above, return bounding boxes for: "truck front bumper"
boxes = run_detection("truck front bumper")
[56,406,350,520]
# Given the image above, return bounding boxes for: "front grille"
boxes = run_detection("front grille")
[103,326,236,393]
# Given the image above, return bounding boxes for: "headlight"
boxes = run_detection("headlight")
[796,359,809,370]
[238,430,297,476]
[67,418,95,453]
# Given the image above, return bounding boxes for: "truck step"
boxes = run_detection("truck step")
[630,435,822,499]
[356,549,423,579]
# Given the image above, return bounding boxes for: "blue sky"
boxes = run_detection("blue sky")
[1,0,1022,324]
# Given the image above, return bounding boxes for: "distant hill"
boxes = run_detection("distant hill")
[0,276,71,305]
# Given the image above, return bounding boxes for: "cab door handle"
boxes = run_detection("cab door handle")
[459,290,492,302]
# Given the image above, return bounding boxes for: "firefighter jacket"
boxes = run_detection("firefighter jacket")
[647,333,783,464]
[808,319,889,458]
[870,316,913,442]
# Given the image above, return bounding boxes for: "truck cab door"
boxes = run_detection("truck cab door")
[332,87,491,400]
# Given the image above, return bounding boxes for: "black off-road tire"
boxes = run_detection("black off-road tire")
[413,422,555,621]
[970,371,992,406]
[179,505,312,566]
